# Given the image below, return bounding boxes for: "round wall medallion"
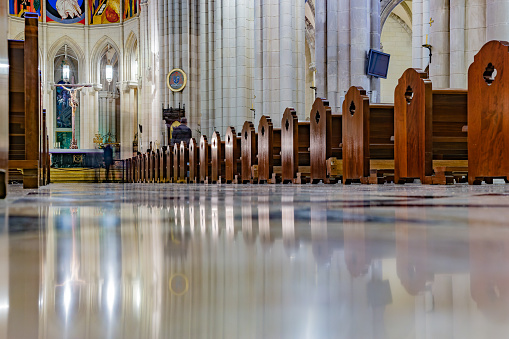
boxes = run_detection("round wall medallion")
[167,68,187,92]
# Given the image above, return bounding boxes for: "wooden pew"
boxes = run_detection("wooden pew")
[8,14,40,189]
[188,138,199,183]
[241,121,257,184]
[342,86,395,184]
[179,141,188,183]
[394,68,468,184]
[173,143,180,183]
[257,115,282,184]
[309,98,342,184]
[225,127,241,184]
[166,147,173,183]
[144,152,149,183]
[281,108,310,184]
[199,135,211,183]
[0,0,7,198]
[210,131,225,184]
[468,40,509,185]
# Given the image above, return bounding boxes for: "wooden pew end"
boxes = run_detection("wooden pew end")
[0,170,5,199]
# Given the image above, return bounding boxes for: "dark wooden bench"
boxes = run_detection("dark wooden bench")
[310,97,342,184]
[179,141,188,183]
[8,14,41,189]
[468,40,509,184]
[281,108,310,184]
[166,147,173,183]
[257,115,282,184]
[210,131,225,184]
[342,86,395,184]
[173,143,180,183]
[225,127,241,184]
[188,138,199,183]
[394,68,468,184]
[241,121,257,184]
[199,135,211,183]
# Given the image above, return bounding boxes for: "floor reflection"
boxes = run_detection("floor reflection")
[1,184,509,338]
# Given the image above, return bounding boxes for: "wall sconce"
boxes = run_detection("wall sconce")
[105,64,113,83]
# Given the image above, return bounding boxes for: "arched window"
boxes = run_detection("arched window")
[54,44,79,149]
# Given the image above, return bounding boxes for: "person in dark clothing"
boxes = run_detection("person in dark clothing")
[104,145,113,182]
[171,118,192,147]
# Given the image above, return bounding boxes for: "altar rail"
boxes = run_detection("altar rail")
[124,40,509,186]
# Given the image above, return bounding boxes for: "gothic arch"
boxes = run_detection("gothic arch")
[381,0,406,28]
[47,36,85,84]
[124,31,139,82]
[90,36,121,85]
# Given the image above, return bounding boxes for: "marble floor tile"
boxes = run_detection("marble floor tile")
[0,183,509,338]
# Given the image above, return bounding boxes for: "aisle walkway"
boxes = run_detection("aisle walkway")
[0,183,508,338]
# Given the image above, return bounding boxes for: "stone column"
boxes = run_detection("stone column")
[465,0,486,70]
[350,0,370,90]
[450,0,466,88]
[111,94,117,142]
[315,0,327,98]
[99,91,108,137]
[487,0,509,41]
[412,0,424,69]
[326,0,339,111]
[430,0,450,88]
[338,0,351,103]
[370,0,381,103]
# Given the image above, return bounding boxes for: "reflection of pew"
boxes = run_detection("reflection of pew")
[310,98,342,184]
[179,141,188,183]
[241,121,257,184]
[394,68,468,184]
[8,14,41,188]
[281,108,310,184]
[199,135,211,183]
[188,138,199,183]
[342,86,395,184]
[257,116,282,184]
[210,132,224,184]
[468,40,509,184]
[225,127,241,184]
[470,222,509,319]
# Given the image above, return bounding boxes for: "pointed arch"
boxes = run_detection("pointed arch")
[90,36,122,85]
[124,31,139,82]
[381,0,406,28]
[47,36,85,84]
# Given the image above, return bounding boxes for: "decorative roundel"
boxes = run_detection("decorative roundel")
[167,68,187,92]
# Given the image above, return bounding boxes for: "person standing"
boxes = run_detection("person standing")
[104,144,113,182]
[171,118,192,147]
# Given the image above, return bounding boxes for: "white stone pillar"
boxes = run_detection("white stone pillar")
[338,0,351,103]
[99,91,107,136]
[430,0,450,88]
[254,0,263,126]
[450,0,466,88]
[370,0,381,103]
[280,0,293,115]
[214,0,223,134]
[465,0,486,71]
[487,0,509,41]
[315,0,327,98]
[350,0,370,89]
[412,0,424,68]
[111,95,116,142]
[326,0,339,111]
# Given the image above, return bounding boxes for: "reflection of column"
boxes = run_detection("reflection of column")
[8,210,40,338]
[0,211,8,338]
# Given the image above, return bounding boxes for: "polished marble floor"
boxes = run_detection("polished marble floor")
[1,182,509,338]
